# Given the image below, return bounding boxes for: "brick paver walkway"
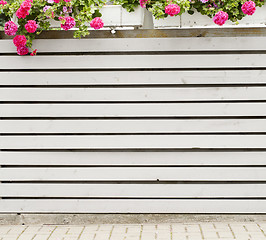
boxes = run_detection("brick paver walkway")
[0,223,266,240]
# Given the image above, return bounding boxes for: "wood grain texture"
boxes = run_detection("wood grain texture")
[2,37,266,53]
[1,183,265,197]
[2,103,266,117]
[1,54,266,70]
[1,70,266,85]
[2,119,266,133]
[0,70,266,85]
[1,167,266,181]
[1,152,265,166]
[1,135,266,149]
[0,199,266,213]
[1,87,266,102]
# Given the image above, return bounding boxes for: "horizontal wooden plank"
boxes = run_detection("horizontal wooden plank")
[1,167,266,181]
[3,28,266,39]
[0,199,266,213]
[1,103,266,117]
[1,70,266,85]
[1,54,266,70]
[1,135,266,149]
[1,152,265,166]
[1,119,266,133]
[2,37,266,53]
[1,87,265,102]
[1,183,265,198]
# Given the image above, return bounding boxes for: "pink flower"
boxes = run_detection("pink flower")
[64,0,71,2]
[90,17,104,30]
[242,1,256,15]
[139,0,148,8]
[30,49,37,56]
[60,16,76,30]
[16,8,28,18]
[17,46,29,56]
[4,21,18,36]
[20,0,31,11]
[25,20,38,33]
[16,0,32,18]
[213,11,228,26]
[165,4,180,17]
[13,35,27,47]
[0,0,7,6]
[54,0,60,3]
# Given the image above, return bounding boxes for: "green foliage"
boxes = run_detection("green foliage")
[0,13,9,27]
[114,0,190,18]
[113,0,139,12]
[1,0,106,49]
[189,0,265,22]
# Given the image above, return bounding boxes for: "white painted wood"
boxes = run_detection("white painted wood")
[121,6,144,26]
[2,103,266,117]
[101,5,122,27]
[1,184,265,197]
[1,70,266,85]
[4,37,266,53]
[1,152,265,166]
[1,167,266,181]
[1,135,266,149]
[1,54,266,69]
[2,87,265,102]
[1,119,266,133]
[1,36,266,214]
[153,15,181,28]
[0,199,266,213]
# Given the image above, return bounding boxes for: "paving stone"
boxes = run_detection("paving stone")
[0,223,265,240]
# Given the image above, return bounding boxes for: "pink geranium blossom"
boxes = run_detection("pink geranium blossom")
[25,20,38,33]
[13,35,27,47]
[17,46,29,56]
[139,0,148,8]
[60,16,76,30]
[90,17,104,29]
[4,21,18,36]
[16,8,28,18]
[30,49,37,56]
[242,1,256,15]
[16,0,32,18]
[213,11,228,26]
[165,4,180,16]
[0,0,7,6]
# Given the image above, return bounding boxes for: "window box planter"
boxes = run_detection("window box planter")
[49,5,145,28]
[153,4,266,28]
[102,5,145,27]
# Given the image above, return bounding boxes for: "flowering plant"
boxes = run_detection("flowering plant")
[114,0,190,19]
[0,0,106,55]
[190,0,264,24]
[115,0,265,24]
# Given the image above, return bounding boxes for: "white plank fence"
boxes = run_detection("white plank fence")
[1,35,266,213]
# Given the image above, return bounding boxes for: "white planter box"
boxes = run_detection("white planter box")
[102,5,144,27]
[153,16,181,28]
[49,5,144,28]
[153,4,266,28]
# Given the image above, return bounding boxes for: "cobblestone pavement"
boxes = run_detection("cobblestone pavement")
[0,223,266,240]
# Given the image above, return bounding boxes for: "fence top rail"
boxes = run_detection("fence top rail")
[2,28,266,39]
